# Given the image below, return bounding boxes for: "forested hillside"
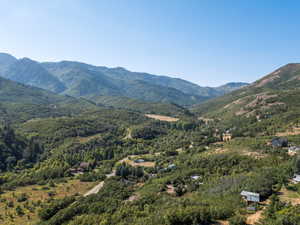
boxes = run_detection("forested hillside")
[0,76,98,123]
[0,104,299,225]
[1,63,300,225]
[0,53,246,106]
[192,64,300,137]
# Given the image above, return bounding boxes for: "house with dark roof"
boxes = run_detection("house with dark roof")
[271,137,288,148]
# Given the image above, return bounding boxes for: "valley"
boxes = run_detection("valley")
[2,0,300,224]
[0,60,300,225]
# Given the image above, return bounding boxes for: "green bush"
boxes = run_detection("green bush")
[228,215,247,225]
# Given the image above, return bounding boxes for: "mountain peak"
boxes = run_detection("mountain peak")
[111,66,129,72]
[0,53,17,66]
[1,55,66,93]
[252,63,300,88]
[215,82,249,94]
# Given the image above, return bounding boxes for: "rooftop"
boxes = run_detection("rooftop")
[241,191,260,197]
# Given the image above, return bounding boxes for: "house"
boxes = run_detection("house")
[240,191,260,202]
[288,146,300,155]
[79,162,90,171]
[222,131,232,142]
[271,137,288,148]
[159,164,176,173]
[292,174,300,183]
[191,175,201,180]
[168,164,176,170]
[69,168,84,175]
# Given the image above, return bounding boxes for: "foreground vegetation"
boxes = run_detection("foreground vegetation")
[0,103,300,225]
[2,63,300,224]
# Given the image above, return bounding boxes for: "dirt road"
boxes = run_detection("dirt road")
[83,181,104,196]
[83,170,115,196]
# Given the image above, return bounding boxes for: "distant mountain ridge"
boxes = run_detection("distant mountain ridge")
[0,53,247,106]
[214,82,248,93]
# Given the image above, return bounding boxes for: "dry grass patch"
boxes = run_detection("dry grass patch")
[118,155,156,168]
[121,158,155,168]
[205,147,230,156]
[77,134,103,143]
[241,151,266,159]
[246,210,263,225]
[145,114,179,122]
[215,221,229,225]
[125,193,140,202]
[278,187,300,205]
[166,185,175,195]
[276,127,300,137]
[0,179,96,225]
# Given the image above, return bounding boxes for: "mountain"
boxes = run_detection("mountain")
[192,63,300,134]
[0,53,17,74]
[1,58,299,225]
[250,63,300,89]
[0,53,246,106]
[0,76,98,123]
[0,57,66,93]
[214,82,248,93]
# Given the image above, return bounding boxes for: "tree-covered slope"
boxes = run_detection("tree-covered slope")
[91,95,192,116]
[191,63,300,137]
[193,64,300,116]
[0,76,98,123]
[0,63,300,225]
[42,61,206,105]
[0,53,246,106]
[0,57,66,93]
[214,82,248,94]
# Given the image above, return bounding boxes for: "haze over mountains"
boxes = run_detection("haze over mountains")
[0,53,248,106]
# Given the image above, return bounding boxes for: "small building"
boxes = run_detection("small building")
[69,168,78,174]
[168,164,176,170]
[222,131,232,142]
[69,168,84,175]
[271,137,288,148]
[292,174,300,183]
[79,162,90,171]
[288,146,300,156]
[191,175,201,180]
[240,191,260,203]
[159,164,177,173]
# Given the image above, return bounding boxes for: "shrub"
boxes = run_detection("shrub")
[228,214,247,225]
[17,193,28,202]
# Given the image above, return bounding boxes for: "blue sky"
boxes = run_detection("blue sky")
[0,0,299,86]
